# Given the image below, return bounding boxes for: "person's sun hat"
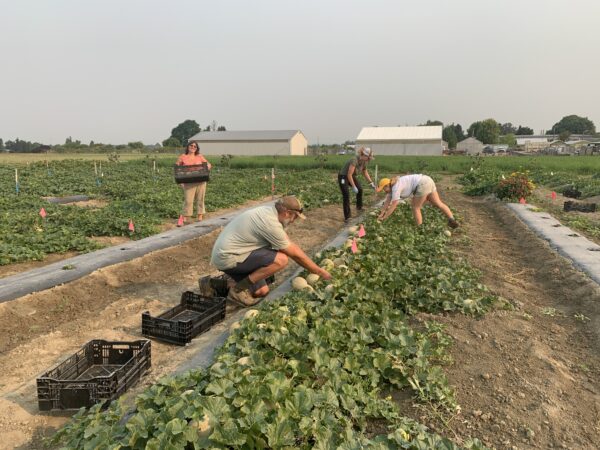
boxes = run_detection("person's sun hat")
[277,196,306,219]
[376,178,391,193]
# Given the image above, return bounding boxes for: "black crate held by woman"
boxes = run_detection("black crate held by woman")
[173,162,210,184]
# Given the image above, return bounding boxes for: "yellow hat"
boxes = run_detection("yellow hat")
[376,178,391,193]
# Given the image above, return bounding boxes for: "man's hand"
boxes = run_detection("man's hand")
[352,186,359,194]
[318,268,332,280]
[370,182,376,189]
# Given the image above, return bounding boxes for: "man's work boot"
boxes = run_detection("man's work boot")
[198,275,216,297]
[227,287,261,307]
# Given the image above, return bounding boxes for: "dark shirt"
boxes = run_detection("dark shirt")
[339,157,367,176]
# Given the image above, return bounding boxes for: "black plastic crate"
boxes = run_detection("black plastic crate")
[37,339,151,411]
[174,163,210,184]
[142,291,226,345]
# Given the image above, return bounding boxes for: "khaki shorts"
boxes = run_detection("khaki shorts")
[413,175,437,198]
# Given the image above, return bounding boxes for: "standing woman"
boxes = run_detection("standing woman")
[338,147,376,222]
[176,141,212,226]
[376,174,459,228]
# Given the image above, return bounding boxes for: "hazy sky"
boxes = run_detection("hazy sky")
[1,0,598,145]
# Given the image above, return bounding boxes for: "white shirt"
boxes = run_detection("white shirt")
[390,174,423,201]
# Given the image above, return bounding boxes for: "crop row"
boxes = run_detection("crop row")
[50,205,493,449]
[0,160,355,265]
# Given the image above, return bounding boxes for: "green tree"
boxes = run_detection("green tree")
[498,134,516,146]
[420,120,444,126]
[0,138,4,150]
[515,126,534,135]
[559,130,571,142]
[217,125,227,131]
[170,120,200,144]
[162,137,181,147]
[500,123,516,135]
[128,141,144,149]
[442,123,465,149]
[467,119,501,144]
[548,115,596,135]
[442,126,457,149]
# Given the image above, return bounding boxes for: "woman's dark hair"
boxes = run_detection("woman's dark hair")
[186,141,200,155]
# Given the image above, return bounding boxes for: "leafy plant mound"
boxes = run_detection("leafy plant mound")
[495,172,535,201]
[49,206,492,450]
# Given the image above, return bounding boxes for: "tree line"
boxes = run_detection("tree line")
[0,119,227,153]
[422,115,596,149]
[1,116,596,153]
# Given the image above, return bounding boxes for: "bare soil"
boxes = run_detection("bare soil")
[0,204,350,450]
[410,183,600,449]
[2,187,600,449]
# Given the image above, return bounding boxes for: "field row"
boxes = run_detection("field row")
[50,205,493,449]
[0,160,357,265]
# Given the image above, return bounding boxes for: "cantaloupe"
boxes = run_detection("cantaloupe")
[344,239,353,249]
[333,257,345,266]
[230,321,241,331]
[292,277,309,290]
[191,416,212,437]
[244,309,259,320]
[321,258,335,269]
[306,273,320,285]
[444,230,452,237]
[237,356,251,366]
[348,226,358,233]
[324,284,334,292]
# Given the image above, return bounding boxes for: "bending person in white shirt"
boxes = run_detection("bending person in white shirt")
[376,174,459,228]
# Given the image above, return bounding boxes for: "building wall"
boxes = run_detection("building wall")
[289,133,308,155]
[192,140,291,156]
[457,139,484,155]
[355,140,442,156]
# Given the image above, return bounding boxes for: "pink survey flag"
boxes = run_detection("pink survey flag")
[351,238,358,253]
[519,197,526,204]
[128,219,135,232]
[551,191,557,200]
[177,215,184,226]
[358,224,366,237]
[39,208,47,218]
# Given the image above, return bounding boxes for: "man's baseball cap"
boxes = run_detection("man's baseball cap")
[278,196,306,219]
[376,178,391,193]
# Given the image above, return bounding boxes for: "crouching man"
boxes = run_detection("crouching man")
[208,196,331,306]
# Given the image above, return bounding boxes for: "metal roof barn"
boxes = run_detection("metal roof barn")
[189,130,308,156]
[355,126,443,156]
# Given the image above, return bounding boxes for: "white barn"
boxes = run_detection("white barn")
[355,126,443,156]
[457,137,484,155]
[189,130,308,156]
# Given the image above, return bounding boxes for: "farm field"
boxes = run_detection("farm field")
[0,157,599,449]
[2,155,600,269]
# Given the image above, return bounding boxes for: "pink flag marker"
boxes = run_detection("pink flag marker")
[358,224,366,238]
[39,207,47,218]
[177,215,184,226]
[128,219,135,232]
[551,191,557,200]
[351,238,358,253]
[519,197,526,204]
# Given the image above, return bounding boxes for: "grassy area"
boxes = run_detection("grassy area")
[0,152,178,163]
[3,153,600,174]
[227,155,600,175]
